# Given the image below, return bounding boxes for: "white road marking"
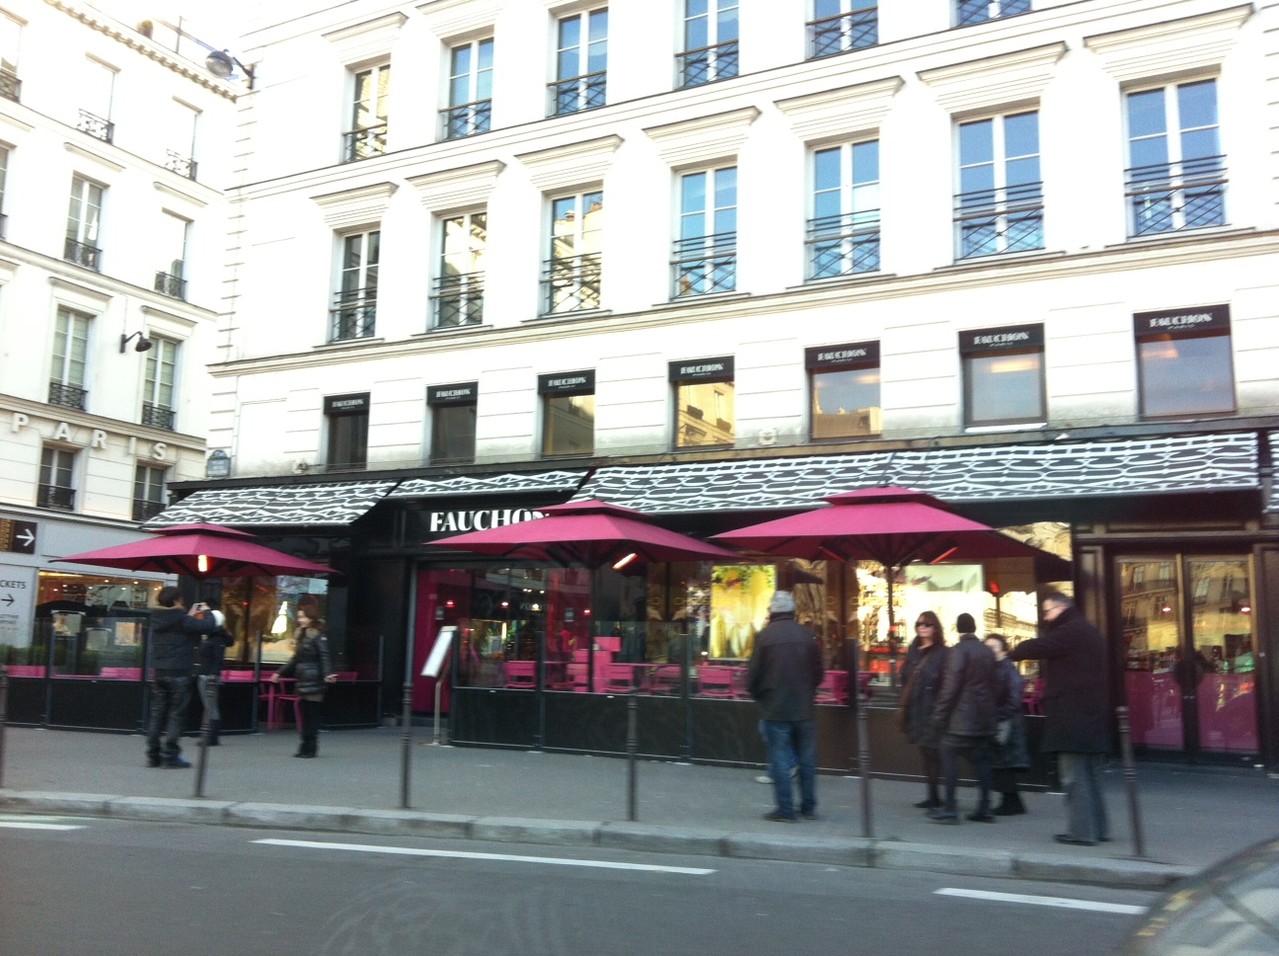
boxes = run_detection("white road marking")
[0,821,86,831]
[253,838,716,875]
[935,887,1147,915]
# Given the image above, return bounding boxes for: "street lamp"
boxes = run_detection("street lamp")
[205,49,256,90]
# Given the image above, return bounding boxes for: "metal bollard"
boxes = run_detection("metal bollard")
[0,664,8,789]
[626,692,638,821]
[194,674,218,798]
[856,691,873,838]
[400,680,413,809]
[1116,705,1146,858]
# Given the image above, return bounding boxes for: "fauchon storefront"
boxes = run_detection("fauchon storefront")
[137,426,1279,778]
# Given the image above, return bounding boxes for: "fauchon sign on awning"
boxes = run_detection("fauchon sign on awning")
[959,324,1044,354]
[1134,304,1229,336]
[669,356,734,382]
[805,341,879,369]
[538,370,595,395]
[427,382,478,406]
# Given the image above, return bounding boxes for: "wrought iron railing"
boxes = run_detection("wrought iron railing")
[64,237,101,271]
[329,288,377,341]
[954,181,1044,259]
[154,270,186,299]
[1125,155,1226,237]
[164,150,198,180]
[677,40,740,88]
[440,99,492,139]
[77,109,114,143]
[132,498,166,522]
[432,271,485,329]
[549,70,606,116]
[956,0,1032,26]
[671,232,737,297]
[807,210,882,279]
[48,380,87,410]
[0,69,18,102]
[808,8,877,59]
[141,402,176,430]
[342,124,388,163]
[38,484,75,511]
[542,253,602,314]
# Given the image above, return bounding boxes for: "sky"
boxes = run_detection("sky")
[91,0,250,51]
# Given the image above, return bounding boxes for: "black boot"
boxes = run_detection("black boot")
[207,720,220,746]
[993,791,1026,816]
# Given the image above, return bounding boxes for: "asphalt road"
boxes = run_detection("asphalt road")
[0,815,1160,956]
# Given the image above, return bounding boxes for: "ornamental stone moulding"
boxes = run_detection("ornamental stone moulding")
[407,159,506,212]
[644,106,760,169]
[918,43,1067,114]
[776,76,904,144]
[516,135,623,191]
[1084,5,1252,82]
[312,182,399,230]
[323,11,409,64]
[418,0,501,40]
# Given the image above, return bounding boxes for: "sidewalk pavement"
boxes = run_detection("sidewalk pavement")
[1,725,1275,890]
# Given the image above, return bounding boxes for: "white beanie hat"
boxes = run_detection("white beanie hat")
[210,609,225,628]
[769,591,796,614]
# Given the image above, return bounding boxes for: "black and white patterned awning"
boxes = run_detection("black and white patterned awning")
[574,432,1261,515]
[146,481,399,528]
[1268,431,1279,513]
[387,470,587,499]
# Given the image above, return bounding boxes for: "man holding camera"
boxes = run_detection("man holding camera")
[147,586,217,768]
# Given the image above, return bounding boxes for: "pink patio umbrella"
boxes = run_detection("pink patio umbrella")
[54,522,334,580]
[713,486,1071,643]
[428,499,739,568]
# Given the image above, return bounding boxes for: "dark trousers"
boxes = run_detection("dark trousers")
[298,697,323,754]
[939,734,993,812]
[920,746,941,801]
[147,674,191,760]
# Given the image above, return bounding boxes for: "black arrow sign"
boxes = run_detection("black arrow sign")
[1,594,13,606]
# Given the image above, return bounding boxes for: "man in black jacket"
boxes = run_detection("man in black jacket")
[748,591,823,822]
[1008,590,1111,846]
[930,612,1000,824]
[147,586,217,768]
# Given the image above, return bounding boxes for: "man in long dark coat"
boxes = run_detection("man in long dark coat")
[1008,590,1111,845]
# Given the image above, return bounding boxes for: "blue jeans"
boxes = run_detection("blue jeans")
[762,719,817,818]
[1058,752,1110,842]
[147,674,191,760]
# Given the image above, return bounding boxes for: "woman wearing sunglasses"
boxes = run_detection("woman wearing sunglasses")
[898,610,948,809]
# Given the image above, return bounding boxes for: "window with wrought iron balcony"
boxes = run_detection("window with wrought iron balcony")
[672,232,737,298]
[343,123,387,163]
[954,181,1044,260]
[132,497,167,522]
[64,237,101,271]
[808,210,881,279]
[77,109,114,144]
[441,99,491,140]
[551,9,607,116]
[154,266,186,300]
[432,271,484,329]
[1127,155,1226,238]
[38,484,76,511]
[0,67,19,102]
[542,253,602,315]
[329,288,377,342]
[549,70,606,117]
[678,39,738,89]
[141,402,176,431]
[808,1,877,60]
[47,380,87,411]
[163,149,198,180]
[955,0,1031,27]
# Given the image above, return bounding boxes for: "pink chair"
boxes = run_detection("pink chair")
[261,677,300,729]
[504,660,536,689]
[566,662,589,692]
[6,664,46,677]
[697,666,737,698]
[603,663,636,694]
[99,667,142,680]
[815,670,849,705]
[649,664,682,695]
[221,670,258,682]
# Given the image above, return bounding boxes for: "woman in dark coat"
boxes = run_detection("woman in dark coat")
[986,634,1030,815]
[273,609,336,758]
[898,610,947,809]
